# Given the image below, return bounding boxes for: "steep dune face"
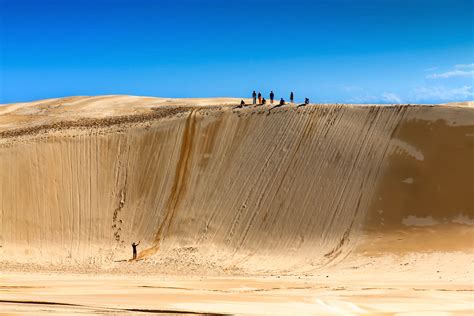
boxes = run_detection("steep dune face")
[0,97,473,271]
[362,108,474,255]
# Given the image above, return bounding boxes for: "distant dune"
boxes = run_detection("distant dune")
[443,101,473,107]
[0,96,473,273]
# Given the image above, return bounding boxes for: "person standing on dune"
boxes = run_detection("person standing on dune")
[290,92,294,103]
[270,91,275,104]
[258,92,262,104]
[252,90,257,105]
[131,241,140,260]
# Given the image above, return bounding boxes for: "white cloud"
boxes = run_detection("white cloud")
[427,62,474,79]
[424,66,438,72]
[341,85,362,92]
[454,63,474,69]
[410,85,474,102]
[427,70,474,79]
[381,92,402,103]
[349,92,402,104]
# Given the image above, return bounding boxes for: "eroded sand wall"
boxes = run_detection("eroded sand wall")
[1,105,473,269]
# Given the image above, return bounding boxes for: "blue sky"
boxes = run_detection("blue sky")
[0,0,473,104]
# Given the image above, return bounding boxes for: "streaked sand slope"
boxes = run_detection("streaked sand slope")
[0,96,473,272]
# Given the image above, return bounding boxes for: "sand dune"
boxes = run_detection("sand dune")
[1,95,472,269]
[0,96,473,314]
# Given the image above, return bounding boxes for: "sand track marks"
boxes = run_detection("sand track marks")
[139,110,198,258]
[1,100,472,271]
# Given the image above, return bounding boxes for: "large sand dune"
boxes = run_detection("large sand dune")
[0,96,473,314]
[1,95,472,268]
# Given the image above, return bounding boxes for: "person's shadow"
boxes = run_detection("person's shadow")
[268,103,285,114]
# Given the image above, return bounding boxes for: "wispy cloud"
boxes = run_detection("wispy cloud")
[341,85,362,92]
[346,63,473,103]
[350,92,402,104]
[427,70,474,79]
[381,92,402,103]
[454,63,474,69]
[350,86,473,104]
[427,63,474,79]
[410,85,474,102]
[424,66,439,72]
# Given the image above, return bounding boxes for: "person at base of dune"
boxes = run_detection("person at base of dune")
[270,91,275,104]
[258,92,262,104]
[131,241,140,260]
[280,98,285,106]
[290,92,294,103]
[252,90,257,105]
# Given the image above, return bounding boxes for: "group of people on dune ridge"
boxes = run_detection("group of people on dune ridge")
[238,91,309,109]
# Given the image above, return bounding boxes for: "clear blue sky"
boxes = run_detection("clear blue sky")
[1,0,473,104]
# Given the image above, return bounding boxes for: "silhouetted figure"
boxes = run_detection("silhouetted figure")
[262,97,266,105]
[258,92,262,104]
[290,92,294,103]
[270,91,275,104]
[252,91,257,105]
[297,98,309,108]
[234,100,245,109]
[269,97,285,113]
[131,241,140,260]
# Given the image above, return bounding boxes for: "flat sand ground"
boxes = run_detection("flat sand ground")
[1,252,472,315]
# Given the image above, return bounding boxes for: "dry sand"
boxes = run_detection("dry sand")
[0,95,473,315]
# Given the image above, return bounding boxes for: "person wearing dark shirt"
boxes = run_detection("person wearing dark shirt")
[270,91,275,104]
[252,91,257,105]
[269,97,285,113]
[298,98,309,108]
[234,100,245,109]
[131,241,140,260]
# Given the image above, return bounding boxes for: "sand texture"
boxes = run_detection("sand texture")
[0,96,473,314]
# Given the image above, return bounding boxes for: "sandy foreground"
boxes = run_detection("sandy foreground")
[1,252,472,315]
[0,96,473,315]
